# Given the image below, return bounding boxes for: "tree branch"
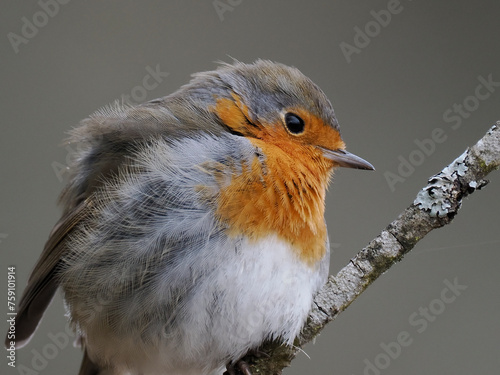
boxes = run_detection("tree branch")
[234,122,500,374]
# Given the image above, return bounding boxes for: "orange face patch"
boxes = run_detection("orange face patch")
[283,107,346,155]
[212,95,346,158]
[209,94,344,265]
[213,93,260,137]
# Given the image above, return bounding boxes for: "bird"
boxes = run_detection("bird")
[6,60,374,375]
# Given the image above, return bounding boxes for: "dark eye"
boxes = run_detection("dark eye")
[284,113,305,134]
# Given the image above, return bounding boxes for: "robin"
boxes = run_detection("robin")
[7,60,374,375]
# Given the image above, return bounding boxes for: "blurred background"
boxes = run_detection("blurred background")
[1,1,499,374]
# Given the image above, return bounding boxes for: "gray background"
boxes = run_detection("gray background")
[1,1,499,374]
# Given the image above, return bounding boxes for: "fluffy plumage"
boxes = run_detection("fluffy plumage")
[6,60,373,375]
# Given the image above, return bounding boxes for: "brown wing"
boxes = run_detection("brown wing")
[6,198,91,348]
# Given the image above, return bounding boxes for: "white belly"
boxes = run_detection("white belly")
[77,235,328,375]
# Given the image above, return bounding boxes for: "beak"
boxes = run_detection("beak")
[321,148,375,170]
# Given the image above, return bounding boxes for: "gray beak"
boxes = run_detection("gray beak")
[321,148,375,170]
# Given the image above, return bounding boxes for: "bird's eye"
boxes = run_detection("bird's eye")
[284,113,305,134]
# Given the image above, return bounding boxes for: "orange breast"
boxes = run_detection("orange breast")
[215,140,331,266]
[206,95,339,266]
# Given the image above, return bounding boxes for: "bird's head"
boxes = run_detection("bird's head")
[204,59,374,172]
